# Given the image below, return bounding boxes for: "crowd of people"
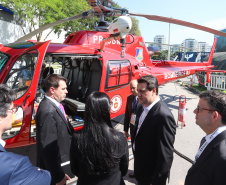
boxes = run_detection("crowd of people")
[0,74,226,185]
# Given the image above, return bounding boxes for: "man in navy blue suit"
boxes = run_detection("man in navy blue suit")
[0,84,51,185]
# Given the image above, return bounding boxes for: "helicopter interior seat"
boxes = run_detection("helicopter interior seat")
[85,60,102,97]
[67,60,85,100]
[63,60,102,115]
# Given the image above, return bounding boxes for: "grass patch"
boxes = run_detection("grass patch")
[192,84,207,92]
[192,84,226,93]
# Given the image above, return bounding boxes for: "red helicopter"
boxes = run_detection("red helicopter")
[0,0,226,162]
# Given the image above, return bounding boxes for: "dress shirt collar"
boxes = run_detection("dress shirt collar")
[0,139,6,147]
[45,95,60,107]
[205,125,226,141]
[142,96,160,112]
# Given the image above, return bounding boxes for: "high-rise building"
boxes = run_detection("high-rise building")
[181,39,198,52]
[198,42,211,52]
[170,44,180,54]
[153,35,167,51]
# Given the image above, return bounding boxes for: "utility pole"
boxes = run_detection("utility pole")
[167,22,171,60]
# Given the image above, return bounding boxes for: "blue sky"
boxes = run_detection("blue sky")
[114,0,226,46]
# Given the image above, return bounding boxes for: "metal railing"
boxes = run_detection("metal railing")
[54,68,62,75]
[198,73,226,90]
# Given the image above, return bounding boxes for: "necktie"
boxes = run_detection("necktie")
[59,103,67,121]
[199,137,206,148]
[132,97,138,113]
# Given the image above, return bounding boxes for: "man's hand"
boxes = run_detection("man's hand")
[56,174,71,185]
[124,131,129,138]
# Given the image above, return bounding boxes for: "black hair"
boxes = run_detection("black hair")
[42,67,54,79]
[0,84,16,117]
[138,75,159,95]
[76,92,121,175]
[45,74,67,92]
[199,90,226,124]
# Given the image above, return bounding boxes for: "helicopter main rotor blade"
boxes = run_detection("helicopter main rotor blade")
[16,10,94,42]
[129,12,226,37]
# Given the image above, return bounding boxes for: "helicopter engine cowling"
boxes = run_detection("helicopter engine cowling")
[108,15,132,39]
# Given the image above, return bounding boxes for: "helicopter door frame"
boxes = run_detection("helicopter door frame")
[4,41,51,149]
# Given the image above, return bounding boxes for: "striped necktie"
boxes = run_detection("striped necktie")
[199,137,206,148]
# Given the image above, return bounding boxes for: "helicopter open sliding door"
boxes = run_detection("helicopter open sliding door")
[3,41,50,152]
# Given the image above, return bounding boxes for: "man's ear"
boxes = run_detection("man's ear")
[212,111,221,122]
[49,87,55,94]
[152,87,156,94]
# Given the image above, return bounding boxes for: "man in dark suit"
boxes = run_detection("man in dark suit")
[124,79,138,178]
[36,74,74,185]
[0,84,51,185]
[124,79,138,140]
[185,90,226,185]
[133,75,176,185]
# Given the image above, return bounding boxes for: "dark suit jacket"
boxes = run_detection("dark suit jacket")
[36,97,74,184]
[124,94,137,141]
[185,130,226,185]
[0,144,51,185]
[133,100,176,185]
[70,130,129,185]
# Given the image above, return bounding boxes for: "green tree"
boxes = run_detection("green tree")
[109,2,142,36]
[158,50,168,60]
[2,0,141,41]
[130,17,141,36]
[1,0,91,41]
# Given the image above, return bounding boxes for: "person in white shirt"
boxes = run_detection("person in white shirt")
[185,90,226,185]
[0,84,51,185]
[132,75,176,185]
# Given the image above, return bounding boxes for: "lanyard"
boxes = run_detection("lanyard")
[195,126,226,162]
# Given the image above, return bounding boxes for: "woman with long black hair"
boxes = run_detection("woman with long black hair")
[70,92,129,185]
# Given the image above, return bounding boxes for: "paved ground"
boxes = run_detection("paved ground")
[68,77,205,185]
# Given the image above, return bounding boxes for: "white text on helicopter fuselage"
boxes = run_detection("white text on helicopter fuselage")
[164,70,190,79]
[93,36,121,45]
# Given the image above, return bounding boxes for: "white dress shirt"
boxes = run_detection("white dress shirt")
[133,97,160,150]
[195,126,226,162]
[45,95,60,107]
[0,139,6,147]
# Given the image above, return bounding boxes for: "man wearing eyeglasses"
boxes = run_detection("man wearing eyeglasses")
[0,84,51,185]
[185,90,226,185]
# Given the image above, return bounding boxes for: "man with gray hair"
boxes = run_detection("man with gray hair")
[0,84,51,185]
[185,90,226,185]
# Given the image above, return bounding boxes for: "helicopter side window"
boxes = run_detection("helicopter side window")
[4,50,38,98]
[106,60,131,89]
[0,52,10,75]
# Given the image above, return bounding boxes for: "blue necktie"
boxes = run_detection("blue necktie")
[132,97,138,113]
[199,137,206,148]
